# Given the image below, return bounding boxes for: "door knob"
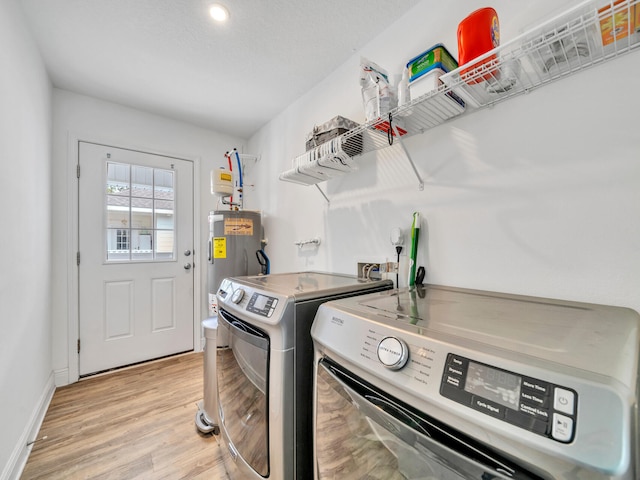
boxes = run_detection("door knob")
[184,249,192,256]
[184,263,192,270]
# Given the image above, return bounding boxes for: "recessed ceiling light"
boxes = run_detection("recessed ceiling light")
[209,4,229,22]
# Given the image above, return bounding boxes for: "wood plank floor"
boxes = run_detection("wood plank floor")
[21,352,229,480]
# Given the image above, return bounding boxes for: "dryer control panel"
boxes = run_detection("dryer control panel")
[246,292,279,317]
[440,353,577,443]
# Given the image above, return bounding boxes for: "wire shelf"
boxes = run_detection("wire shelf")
[280,0,640,186]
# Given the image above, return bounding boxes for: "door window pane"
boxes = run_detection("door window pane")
[131,229,154,261]
[155,169,174,199]
[155,230,174,260]
[155,201,174,229]
[106,196,129,228]
[132,165,153,197]
[106,162,175,262]
[106,163,129,195]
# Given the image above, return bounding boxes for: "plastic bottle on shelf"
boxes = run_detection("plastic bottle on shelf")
[396,68,412,117]
[458,7,500,84]
[397,68,410,107]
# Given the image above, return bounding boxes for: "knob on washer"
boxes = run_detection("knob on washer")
[231,289,245,304]
[377,336,409,370]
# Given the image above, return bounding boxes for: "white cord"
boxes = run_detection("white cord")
[365,264,376,280]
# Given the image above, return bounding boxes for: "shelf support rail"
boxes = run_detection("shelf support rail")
[314,184,330,204]
[392,122,424,191]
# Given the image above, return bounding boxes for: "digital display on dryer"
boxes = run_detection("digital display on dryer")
[246,292,278,317]
[253,294,269,310]
[464,361,521,410]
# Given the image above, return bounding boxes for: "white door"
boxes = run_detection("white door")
[78,141,194,376]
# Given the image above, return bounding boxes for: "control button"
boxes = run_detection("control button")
[553,387,576,415]
[231,289,245,304]
[444,375,462,388]
[447,354,468,370]
[471,396,505,419]
[520,390,549,408]
[445,364,465,378]
[440,384,472,405]
[522,377,551,396]
[505,410,548,435]
[552,413,574,442]
[377,337,409,370]
[519,403,550,422]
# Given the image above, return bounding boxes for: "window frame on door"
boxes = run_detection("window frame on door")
[104,160,178,264]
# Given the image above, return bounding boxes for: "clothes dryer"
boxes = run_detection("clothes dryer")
[216,271,393,479]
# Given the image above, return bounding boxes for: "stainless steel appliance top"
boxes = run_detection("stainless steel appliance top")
[217,271,393,344]
[321,284,640,387]
[226,271,392,301]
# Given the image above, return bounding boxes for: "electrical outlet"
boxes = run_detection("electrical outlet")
[357,261,398,279]
[357,262,382,280]
[386,262,399,273]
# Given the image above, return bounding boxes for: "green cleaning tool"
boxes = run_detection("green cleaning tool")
[408,212,420,287]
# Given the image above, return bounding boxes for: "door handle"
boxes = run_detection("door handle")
[184,249,192,256]
[184,263,192,270]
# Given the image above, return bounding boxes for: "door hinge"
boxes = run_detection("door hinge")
[77,251,80,266]
[76,164,80,178]
[77,338,81,354]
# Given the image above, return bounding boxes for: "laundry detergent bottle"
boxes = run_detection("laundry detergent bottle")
[457,7,499,84]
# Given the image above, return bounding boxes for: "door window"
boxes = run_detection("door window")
[106,162,175,261]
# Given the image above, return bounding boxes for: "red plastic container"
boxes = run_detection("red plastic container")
[457,7,500,84]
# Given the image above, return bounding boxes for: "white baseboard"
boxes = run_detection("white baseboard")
[54,368,69,387]
[1,372,55,480]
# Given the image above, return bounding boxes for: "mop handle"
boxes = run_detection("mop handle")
[408,212,420,287]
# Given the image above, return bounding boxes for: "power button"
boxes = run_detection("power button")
[553,387,575,415]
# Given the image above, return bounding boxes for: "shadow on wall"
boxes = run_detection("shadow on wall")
[265,214,326,273]
[325,199,426,278]
[320,117,526,205]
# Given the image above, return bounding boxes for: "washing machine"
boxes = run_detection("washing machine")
[312,284,640,479]
[215,271,393,479]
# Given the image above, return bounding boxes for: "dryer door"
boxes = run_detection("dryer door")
[315,357,548,480]
[218,309,270,477]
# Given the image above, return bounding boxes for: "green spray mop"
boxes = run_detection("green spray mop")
[408,212,420,287]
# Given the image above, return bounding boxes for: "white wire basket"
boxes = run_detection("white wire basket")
[281,0,640,186]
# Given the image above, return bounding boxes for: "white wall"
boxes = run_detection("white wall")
[248,0,640,313]
[0,0,54,477]
[51,89,246,384]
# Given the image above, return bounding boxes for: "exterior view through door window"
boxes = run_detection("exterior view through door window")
[106,162,175,262]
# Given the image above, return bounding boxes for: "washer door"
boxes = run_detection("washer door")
[218,309,270,477]
[315,357,548,480]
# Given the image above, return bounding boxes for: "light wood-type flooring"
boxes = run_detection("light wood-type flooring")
[21,352,229,480]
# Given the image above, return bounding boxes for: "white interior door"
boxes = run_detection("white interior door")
[78,141,194,376]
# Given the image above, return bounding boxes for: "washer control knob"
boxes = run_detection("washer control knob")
[377,337,409,370]
[231,289,245,304]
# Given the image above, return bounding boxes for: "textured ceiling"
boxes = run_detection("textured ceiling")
[19,0,421,138]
